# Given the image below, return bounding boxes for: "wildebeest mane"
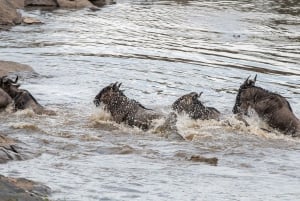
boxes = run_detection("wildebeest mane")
[250,85,293,112]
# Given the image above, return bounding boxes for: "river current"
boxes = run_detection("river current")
[0,0,300,200]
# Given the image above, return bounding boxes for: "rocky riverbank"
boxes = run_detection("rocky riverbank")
[0,61,51,200]
[0,0,114,27]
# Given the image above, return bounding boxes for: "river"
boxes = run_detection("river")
[0,0,300,200]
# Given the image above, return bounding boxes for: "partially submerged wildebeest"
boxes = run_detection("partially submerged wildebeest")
[233,75,300,137]
[172,92,220,120]
[94,82,163,130]
[0,76,54,115]
[0,88,12,109]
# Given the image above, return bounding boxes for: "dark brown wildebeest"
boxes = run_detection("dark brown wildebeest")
[0,88,12,109]
[172,92,220,120]
[94,82,164,130]
[233,75,300,137]
[0,76,55,115]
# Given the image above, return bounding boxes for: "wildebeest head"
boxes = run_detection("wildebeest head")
[232,75,257,114]
[0,76,20,98]
[93,82,124,107]
[172,92,220,120]
[172,92,203,113]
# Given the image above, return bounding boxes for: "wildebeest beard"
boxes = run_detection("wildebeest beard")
[172,92,220,120]
[94,82,162,130]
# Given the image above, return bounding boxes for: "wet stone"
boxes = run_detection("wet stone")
[0,174,51,201]
[23,17,43,25]
[189,155,218,166]
[0,134,38,164]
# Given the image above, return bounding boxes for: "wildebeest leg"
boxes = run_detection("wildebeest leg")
[235,113,250,127]
[260,128,271,133]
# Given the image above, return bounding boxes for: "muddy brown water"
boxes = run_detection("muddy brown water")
[0,0,300,200]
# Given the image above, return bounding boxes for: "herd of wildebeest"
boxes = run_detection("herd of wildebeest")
[0,75,299,137]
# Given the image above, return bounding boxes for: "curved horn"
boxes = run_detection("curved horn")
[12,76,18,84]
[112,82,119,91]
[245,75,251,82]
[199,92,203,97]
[253,74,257,82]
[245,75,252,85]
[118,82,122,89]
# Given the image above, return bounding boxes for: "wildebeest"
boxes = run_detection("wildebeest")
[0,88,12,109]
[0,76,54,115]
[233,75,300,137]
[94,82,164,130]
[172,92,220,120]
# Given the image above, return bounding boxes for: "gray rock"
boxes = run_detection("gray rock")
[25,0,58,7]
[0,174,51,201]
[57,0,94,8]
[23,16,43,24]
[0,0,22,25]
[0,135,23,164]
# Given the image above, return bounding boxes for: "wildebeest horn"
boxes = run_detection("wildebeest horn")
[112,82,120,91]
[12,76,18,84]
[245,75,251,84]
[253,74,257,83]
[199,92,203,97]
[118,82,122,89]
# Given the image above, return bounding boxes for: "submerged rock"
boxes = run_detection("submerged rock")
[0,174,51,201]
[189,155,218,166]
[23,16,43,24]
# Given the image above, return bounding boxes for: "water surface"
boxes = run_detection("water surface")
[0,0,300,200]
